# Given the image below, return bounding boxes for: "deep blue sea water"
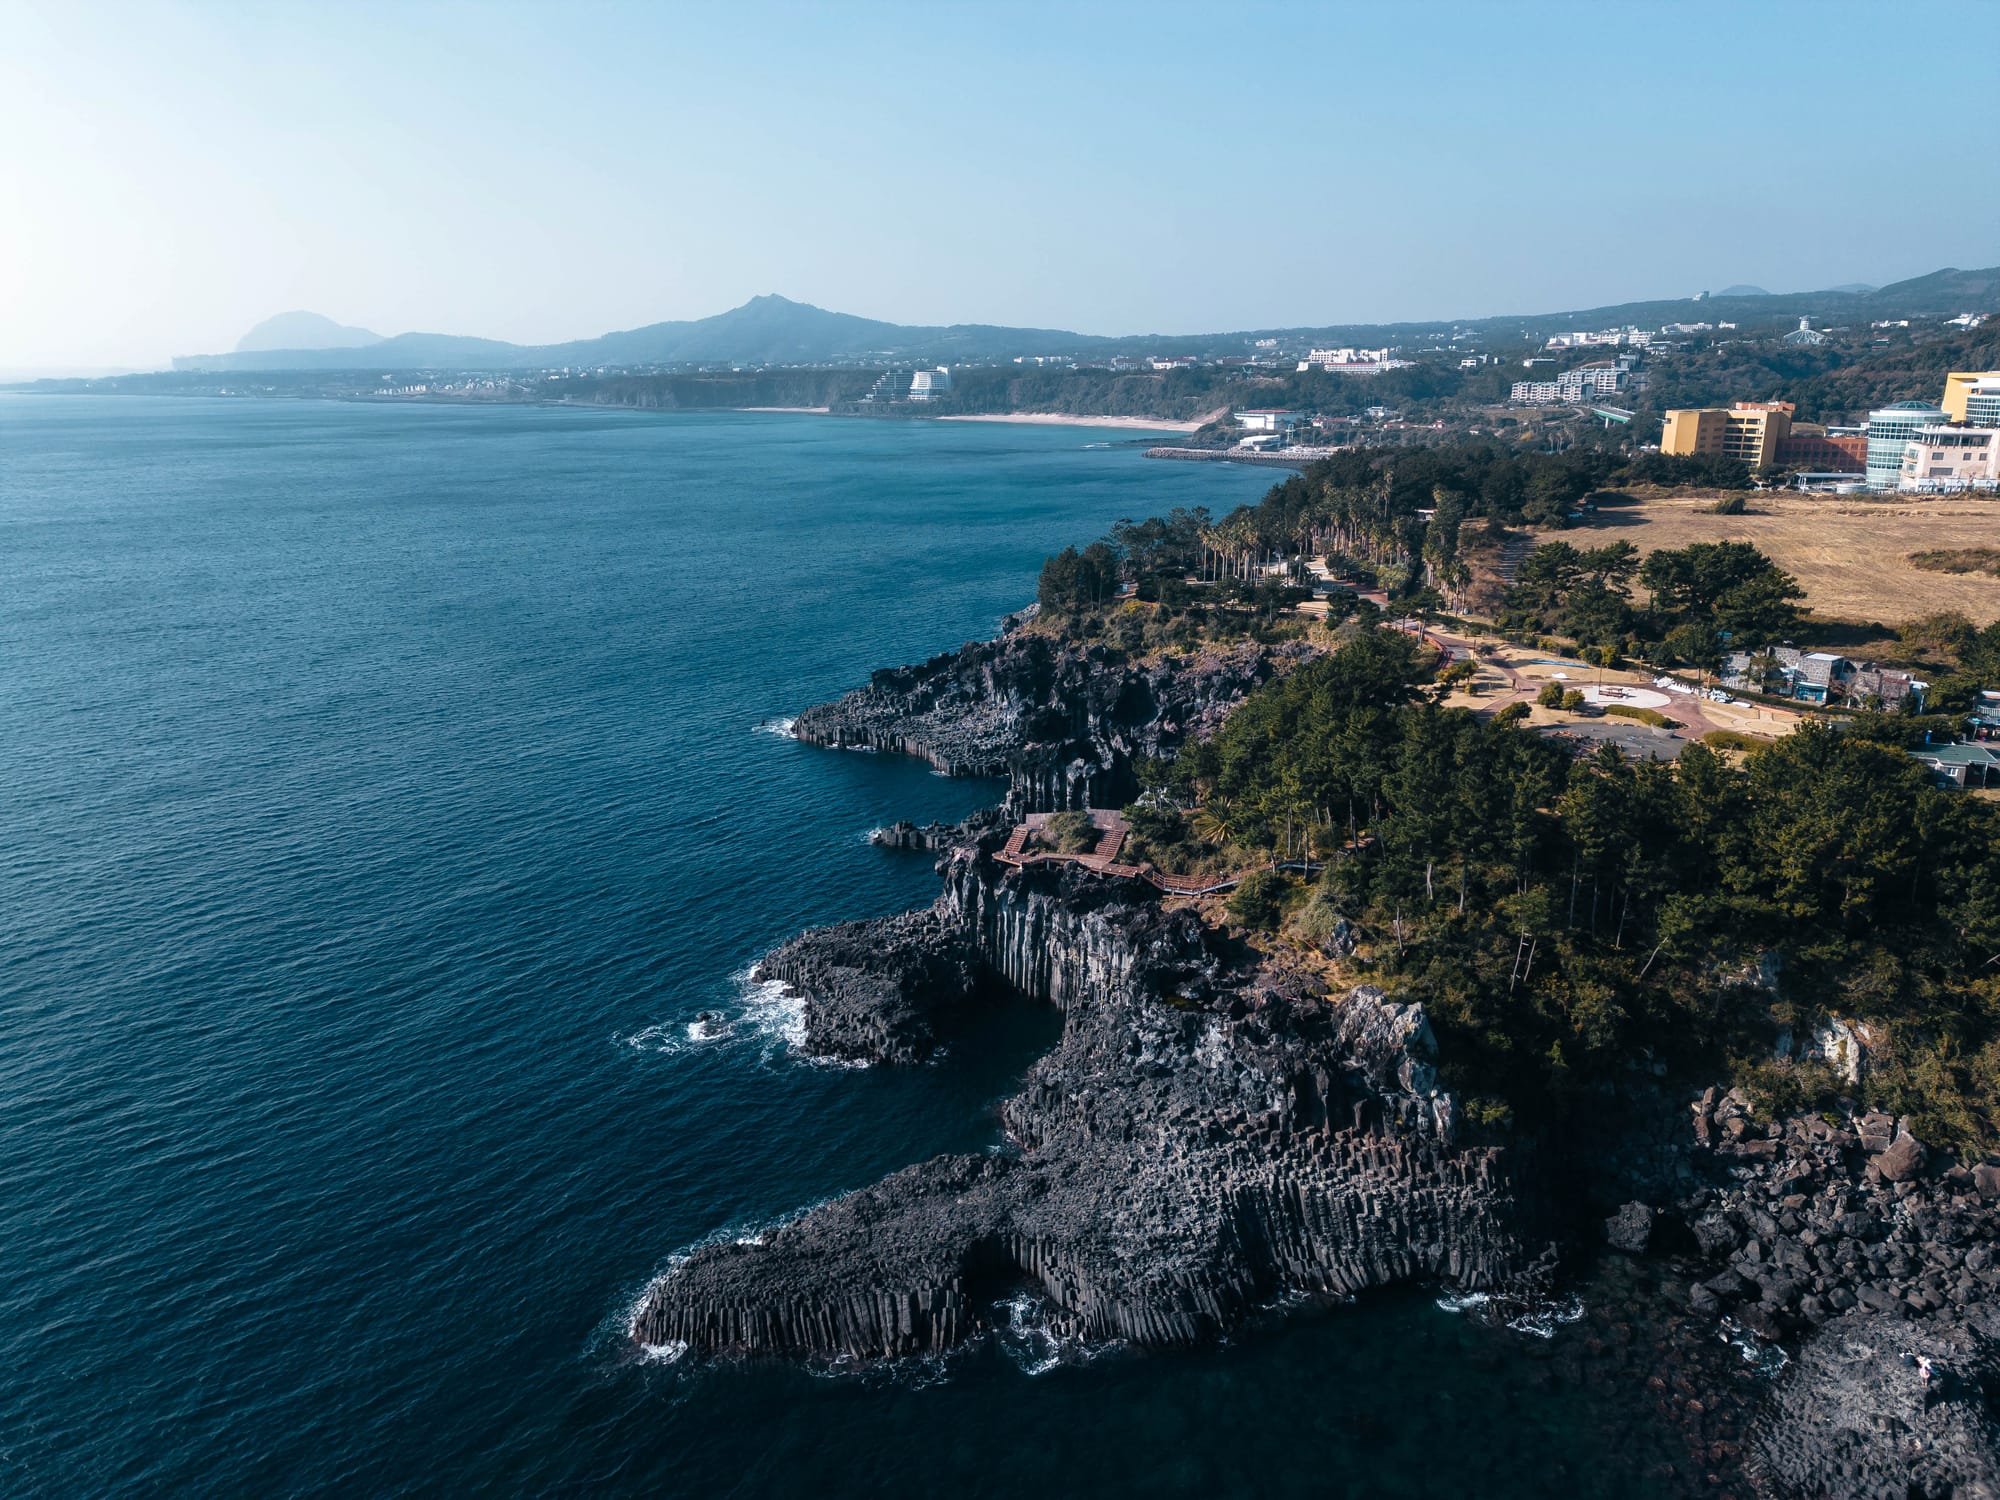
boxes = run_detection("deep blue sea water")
[1,398,1703,1496]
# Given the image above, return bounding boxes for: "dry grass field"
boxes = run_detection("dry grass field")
[1537,492,2000,626]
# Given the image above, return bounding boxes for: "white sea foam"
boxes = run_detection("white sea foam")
[739,972,806,1050]
[1718,1316,1790,1377]
[993,1290,1118,1376]
[622,966,863,1067]
[753,716,797,738]
[1435,1288,1584,1339]
[1506,1295,1586,1340]
[637,1339,689,1365]
[621,1013,734,1056]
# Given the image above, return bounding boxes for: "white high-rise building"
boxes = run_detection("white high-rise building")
[1865,401,1949,489]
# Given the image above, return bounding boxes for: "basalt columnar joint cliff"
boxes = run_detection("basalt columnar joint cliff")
[642,626,2000,1496]
[635,848,1553,1359]
[789,630,1300,814]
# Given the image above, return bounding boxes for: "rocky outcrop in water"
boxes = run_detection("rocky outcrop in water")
[636,848,1552,1359]
[790,631,1305,812]
[753,908,974,1066]
[868,819,959,851]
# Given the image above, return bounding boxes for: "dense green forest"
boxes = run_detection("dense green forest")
[1498,538,1807,663]
[1124,627,2000,1147]
[1028,459,2000,1143]
[1035,446,1757,672]
[1630,322,2000,426]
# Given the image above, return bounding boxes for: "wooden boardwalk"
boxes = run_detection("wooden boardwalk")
[993,809,1344,897]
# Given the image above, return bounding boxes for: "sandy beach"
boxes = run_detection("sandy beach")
[937,412,1203,433]
[728,406,1204,432]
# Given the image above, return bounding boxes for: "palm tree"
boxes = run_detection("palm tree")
[1191,803,1234,848]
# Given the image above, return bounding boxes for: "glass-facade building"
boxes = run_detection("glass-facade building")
[1866,401,1948,489]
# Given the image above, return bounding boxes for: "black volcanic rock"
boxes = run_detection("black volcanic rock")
[753,907,974,1066]
[645,623,2000,1490]
[791,632,1304,812]
[1752,1309,2000,1498]
[635,853,1554,1361]
[1605,1201,1657,1254]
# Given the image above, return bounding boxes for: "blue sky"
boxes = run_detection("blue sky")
[3,0,1995,368]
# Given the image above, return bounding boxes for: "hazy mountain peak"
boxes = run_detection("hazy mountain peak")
[235,311,382,353]
[1716,284,1771,297]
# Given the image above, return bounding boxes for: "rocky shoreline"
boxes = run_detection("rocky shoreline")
[641,626,2000,1498]
[637,847,1557,1359]
[791,628,1303,812]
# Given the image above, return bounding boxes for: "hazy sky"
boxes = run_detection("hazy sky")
[4,0,1996,369]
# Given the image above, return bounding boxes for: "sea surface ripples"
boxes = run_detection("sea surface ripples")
[2,398,1693,1496]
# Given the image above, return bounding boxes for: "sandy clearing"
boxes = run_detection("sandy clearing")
[1538,492,2000,626]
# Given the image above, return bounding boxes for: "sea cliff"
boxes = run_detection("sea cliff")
[790,629,1301,812]
[641,623,2000,1497]
[635,849,1553,1359]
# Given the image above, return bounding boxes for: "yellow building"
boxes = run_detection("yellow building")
[1660,401,1792,469]
[1942,371,2000,424]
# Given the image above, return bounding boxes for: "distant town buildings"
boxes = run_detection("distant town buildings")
[1234,408,1301,434]
[1782,316,1826,347]
[1865,400,1950,488]
[1775,429,1868,473]
[1898,426,1999,491]
[1296,347,1409,374]
[1660,401,1795,469]
[1510,357,1642,406]
[1544,326,1652,350]
[1942,372,2000,426]
[1660,369,1999,487]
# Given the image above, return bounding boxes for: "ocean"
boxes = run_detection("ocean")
[0,397,1705,1496]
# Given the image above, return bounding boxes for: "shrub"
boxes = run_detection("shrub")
[1288,884,1351,952]
[1043,810,1099,854]
[1226,870,1288,931]
[1602,705,1679,728]
[1710,494,1747,515]
[1560,689,1587,712]
[1703,729,1756,751]
[1536,681,1566,708]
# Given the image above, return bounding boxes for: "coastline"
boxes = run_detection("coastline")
[643,612,2000,1493]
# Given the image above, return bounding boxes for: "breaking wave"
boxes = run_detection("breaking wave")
[1719,1316,1790,1378]
[621,968,861,1068]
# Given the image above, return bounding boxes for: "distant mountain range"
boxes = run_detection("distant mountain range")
[173,267,2000,374]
